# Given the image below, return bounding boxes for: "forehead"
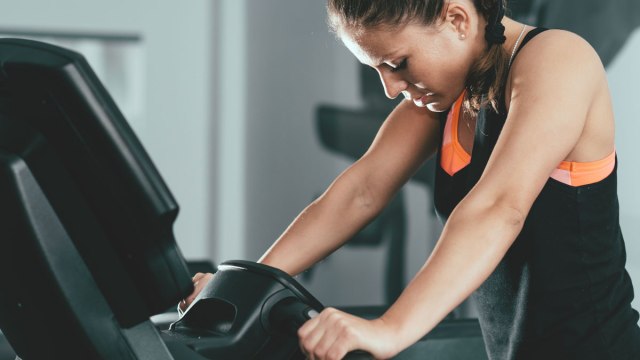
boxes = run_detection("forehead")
[339,23,431,66]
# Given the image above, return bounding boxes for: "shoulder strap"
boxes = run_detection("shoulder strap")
[511,27,549,63]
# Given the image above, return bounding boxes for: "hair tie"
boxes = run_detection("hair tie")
[484,1,506,45]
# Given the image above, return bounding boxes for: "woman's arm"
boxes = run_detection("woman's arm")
[378,30,608,352]
[182,84,440,309]
[259,100,440,276]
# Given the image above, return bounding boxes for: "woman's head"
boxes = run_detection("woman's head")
[327,0,510,113]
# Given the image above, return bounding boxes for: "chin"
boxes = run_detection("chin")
[426,103,447,113]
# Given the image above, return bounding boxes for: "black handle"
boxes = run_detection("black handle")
[343,351,375,360]
[270,298,375,360]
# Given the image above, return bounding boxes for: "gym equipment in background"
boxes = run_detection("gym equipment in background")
[0,37,192,359]
[510,0,640,67]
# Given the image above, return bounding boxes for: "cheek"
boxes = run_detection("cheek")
[434,40,472,82]
[427,59,467,96]
[410,43,469,106]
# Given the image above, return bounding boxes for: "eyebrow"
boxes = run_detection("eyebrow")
[374,51,401,67]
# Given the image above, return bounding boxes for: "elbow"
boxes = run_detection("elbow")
[350,172,393,220]
[499,201,527,230]
[486,194,529,239]
[347,180,386,224]
[321,168,386,220]
[340,166,388,215]
[488,201,527,251]
[354,180,379,212]
[456,193,528,239]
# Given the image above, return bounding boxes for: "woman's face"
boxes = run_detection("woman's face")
[340,13,482,112]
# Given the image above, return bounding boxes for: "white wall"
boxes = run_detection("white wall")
[607,28,640,315]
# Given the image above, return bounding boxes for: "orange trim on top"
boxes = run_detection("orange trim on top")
[440,91,616,187]
[440,91,469,176]
[550,150,616,186]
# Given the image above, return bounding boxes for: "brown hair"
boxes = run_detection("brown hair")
[327,0,510,114]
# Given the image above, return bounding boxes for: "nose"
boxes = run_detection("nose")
[376,67,408,100]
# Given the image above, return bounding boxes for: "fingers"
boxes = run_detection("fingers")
[192,272,207,282]
[178,299,187,312]
[298,308,352,360]
[310,328,341,360]
[301,326,326,359]
[179,272,214,311]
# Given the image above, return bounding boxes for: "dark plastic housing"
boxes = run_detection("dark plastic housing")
[0,38,192,358]
[165,260,323,359]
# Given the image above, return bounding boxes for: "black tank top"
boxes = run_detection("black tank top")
[433,28,640,359]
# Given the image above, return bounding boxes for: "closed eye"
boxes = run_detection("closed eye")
[390,59,408,73]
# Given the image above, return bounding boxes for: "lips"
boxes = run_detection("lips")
[413,93,434,107]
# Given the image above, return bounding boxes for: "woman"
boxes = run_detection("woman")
[184,0,640,359]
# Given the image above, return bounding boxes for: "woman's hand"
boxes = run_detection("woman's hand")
[178,272,214,313]
[297,307,400,360]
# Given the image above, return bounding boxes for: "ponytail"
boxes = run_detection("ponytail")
[464,0,510,114]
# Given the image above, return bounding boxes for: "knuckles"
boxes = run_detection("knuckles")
[298,308,360,360]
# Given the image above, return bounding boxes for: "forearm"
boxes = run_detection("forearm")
[380,197,525,353]
[258,170,383,276]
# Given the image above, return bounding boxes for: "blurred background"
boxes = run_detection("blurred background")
[0,0,638,320]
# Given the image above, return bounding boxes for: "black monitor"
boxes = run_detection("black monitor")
[0,38,193,359]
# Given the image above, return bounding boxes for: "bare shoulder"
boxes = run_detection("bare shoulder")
[514,29,604,75]
[515,29,602,67]
[504,28,614,163]
[507,29,606,107]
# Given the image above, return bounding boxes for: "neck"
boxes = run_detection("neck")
[500,17,527,55]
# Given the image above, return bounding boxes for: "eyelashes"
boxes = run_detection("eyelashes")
[390,59,408,73]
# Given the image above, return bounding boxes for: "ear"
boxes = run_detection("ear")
[442,1,473,38]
